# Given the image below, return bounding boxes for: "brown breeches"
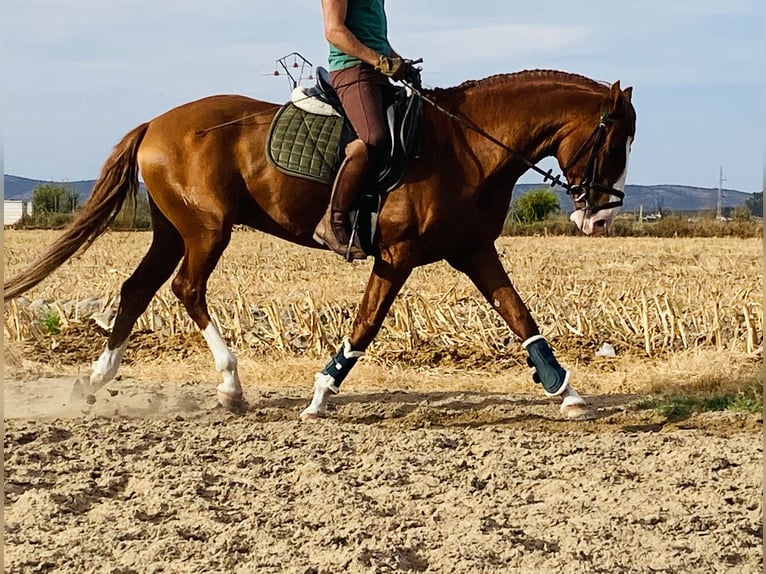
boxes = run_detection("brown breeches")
[330,63,390,159]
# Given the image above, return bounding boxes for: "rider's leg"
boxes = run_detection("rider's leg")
[313,64,390,261]
[313,138,370,260]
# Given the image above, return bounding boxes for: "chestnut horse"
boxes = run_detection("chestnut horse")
[4,69,636,420]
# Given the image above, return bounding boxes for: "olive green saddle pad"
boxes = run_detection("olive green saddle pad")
[266,103,343,185]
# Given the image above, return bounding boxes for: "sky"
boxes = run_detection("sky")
[2,0,764,192]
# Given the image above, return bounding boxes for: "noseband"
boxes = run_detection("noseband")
[562,113,625,216]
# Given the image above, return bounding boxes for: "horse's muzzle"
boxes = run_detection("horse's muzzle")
[570,209,617,235]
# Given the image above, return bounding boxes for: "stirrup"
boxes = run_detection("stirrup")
[345,222,365,261]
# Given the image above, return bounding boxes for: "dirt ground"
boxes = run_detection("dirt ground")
[4,228,763,573]
[4,354,763,574]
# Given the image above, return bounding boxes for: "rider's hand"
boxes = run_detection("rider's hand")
[375,54,404,78]
[375,55,420,84]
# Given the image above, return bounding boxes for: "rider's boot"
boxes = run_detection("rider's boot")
[313,139,369,261]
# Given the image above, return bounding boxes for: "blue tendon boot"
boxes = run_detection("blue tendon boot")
[523,335,591,418]
[523,335,570,396]
[300,339,364,420]
[319,338,364,392]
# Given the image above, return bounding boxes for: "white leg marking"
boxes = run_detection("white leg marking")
[90,342,128,389]
[300,373,338,421]
[560,385,586,409]
[559,384,593,420]
[202,323,243,407]
[300,338,362,421]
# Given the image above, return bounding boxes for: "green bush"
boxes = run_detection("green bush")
[745,192,762,218]
[502,214,578,236]
[19,187,153,230]
[31,184,79,216]
[509,189,560,223]
[112,190,152,230]
[732,206,751,221]
[41,308,62,335]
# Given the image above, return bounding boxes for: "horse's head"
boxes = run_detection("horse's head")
[560,81,636,235]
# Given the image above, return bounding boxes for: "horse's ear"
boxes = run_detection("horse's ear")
[623,86,633,103]
[608,81,622,113]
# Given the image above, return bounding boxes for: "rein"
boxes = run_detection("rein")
[194,72,624,215]
[401,79,625,216]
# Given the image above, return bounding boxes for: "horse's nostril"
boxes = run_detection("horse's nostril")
[594,219,607,229]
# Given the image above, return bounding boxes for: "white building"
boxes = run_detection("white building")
[3,200,32,226]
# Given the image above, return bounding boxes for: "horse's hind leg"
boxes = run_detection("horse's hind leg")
[89,201,184,392]
[448,244,591,419]
[170,225,244,411]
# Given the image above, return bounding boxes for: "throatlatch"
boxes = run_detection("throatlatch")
[523,335,570,396]
[320,338,364,393]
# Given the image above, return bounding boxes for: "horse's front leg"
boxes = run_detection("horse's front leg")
[300,257,412,420]
[448,245,590,419]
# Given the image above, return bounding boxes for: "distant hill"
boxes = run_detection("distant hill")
[4,175,99,201]
[3,174,755,213]
[4,175,148,203]
[512,183,753,213]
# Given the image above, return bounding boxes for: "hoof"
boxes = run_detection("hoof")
[217,389,247,413]
[561,402,596,420]
[299,406,326,422]
[70,376,93,403]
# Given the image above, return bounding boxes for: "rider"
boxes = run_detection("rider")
[314,0,414,261]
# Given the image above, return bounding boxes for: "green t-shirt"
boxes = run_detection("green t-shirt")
[328,0,391,71]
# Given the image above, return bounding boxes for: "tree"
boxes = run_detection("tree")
[112,189,152,229]
[32,184,80,215]
[510,188,560,223]
[745,192,763,218]
[29,184,81,227]
[732,206,752,221]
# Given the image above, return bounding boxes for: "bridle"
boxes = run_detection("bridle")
[401,75,626,216]
[561,113,625,215]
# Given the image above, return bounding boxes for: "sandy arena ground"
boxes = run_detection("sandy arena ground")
[4,357,763,574]
[4,233,763,572]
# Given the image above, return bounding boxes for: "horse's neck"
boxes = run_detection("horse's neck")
[459,79,601,169]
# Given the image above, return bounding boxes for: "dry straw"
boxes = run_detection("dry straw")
[4,230,763,362]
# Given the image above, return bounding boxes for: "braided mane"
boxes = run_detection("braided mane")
[431,69,608,96]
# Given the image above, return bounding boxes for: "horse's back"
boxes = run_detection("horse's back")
[135,93,327,243]
[138,93,278,180]
[143,94,278,142]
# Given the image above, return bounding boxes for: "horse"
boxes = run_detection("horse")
[3,69,636,420]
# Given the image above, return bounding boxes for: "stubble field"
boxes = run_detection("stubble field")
[4,230,763,573]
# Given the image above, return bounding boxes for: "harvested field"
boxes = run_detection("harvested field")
[4,231,763,573]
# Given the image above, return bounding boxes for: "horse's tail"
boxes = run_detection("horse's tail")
[4,122,150,301]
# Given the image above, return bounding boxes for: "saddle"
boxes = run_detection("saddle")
[266,67,424,254]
